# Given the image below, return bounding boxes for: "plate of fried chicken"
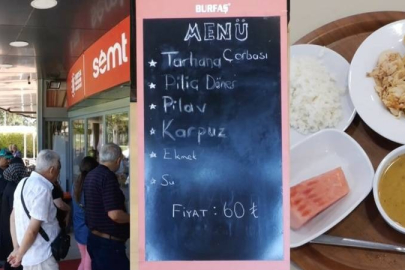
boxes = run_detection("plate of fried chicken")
[349,19,405,144]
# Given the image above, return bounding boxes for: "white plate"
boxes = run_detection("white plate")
[290,129,374,248]
[349,20,405,144]
[290,44,355,147]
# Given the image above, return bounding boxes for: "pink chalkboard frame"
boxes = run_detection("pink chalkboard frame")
[135,0,289,269]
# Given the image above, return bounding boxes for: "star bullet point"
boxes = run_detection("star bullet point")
[150,128,156,135]
[149,151,157,158]
[151,178,157,184]
[148,83,156,89]
[148,59,157,67]
[149,103,157,110]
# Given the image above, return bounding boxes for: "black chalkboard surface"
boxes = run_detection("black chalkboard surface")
[143,17,282,261]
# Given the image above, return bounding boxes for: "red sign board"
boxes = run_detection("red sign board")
[84,16,130,98]
[66,16,130,108]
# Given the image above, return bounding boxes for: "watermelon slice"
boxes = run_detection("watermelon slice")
[290,167,349,230]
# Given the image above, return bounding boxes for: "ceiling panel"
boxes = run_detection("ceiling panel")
[0,0,35,26]
[0,55,37,67]
[27,0,129,30]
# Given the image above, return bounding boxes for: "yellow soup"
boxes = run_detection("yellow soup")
[379,154,405,227]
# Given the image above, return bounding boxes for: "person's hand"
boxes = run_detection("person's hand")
[7,248,22,267]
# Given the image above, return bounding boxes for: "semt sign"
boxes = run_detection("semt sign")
[92,32,129,78]
[143,17,283,261]
[84,16,130,98]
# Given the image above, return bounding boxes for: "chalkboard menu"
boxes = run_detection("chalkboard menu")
[143,17,283,261]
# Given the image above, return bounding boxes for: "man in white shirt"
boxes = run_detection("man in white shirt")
[8,150,61,270]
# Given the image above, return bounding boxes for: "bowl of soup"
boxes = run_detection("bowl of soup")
[374,145,405,234]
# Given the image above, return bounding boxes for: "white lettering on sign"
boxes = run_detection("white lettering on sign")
[92,32,128,78]
[162,119,227,145]
[222,48,268,63]
[172,204,208,218]
[162,96,207,114]
[163,148,198,161]
[195,3,231,14]
[184,19,248,42]
[71,70,82,97]
[161,51,222,69]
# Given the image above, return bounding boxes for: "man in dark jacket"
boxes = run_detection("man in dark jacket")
[84,143,130,270]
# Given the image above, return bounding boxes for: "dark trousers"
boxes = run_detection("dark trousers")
[87,232,129,270]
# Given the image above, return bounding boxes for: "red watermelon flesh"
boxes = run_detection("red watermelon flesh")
[290,167,349,230]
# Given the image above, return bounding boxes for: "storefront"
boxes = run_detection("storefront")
[65,16,131,193]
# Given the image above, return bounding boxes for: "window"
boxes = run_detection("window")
[44,121,68,149]
[69,109,129,190]
[106,112,129,155]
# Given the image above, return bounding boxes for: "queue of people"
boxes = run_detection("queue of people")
[0,142,130,270]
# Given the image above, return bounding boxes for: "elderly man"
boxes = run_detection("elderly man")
[11,144,22,159]
[8,150,61,270]
[84,143,130,270]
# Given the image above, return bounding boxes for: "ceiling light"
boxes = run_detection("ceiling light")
[10,41,29,47]
[31,0,57,9]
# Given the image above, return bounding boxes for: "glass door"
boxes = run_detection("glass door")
[87,116,103,161]
[72,119,85,186]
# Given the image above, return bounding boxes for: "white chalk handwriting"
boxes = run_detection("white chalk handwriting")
[172,204,208,218]
[163,74,237,91]
[184,19,248,42]
[162,51,221,69]
[162,96,206,114]
[163,148,197,161]
[162,119,227,144]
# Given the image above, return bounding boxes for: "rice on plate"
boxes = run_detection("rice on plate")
[290,55,346,134]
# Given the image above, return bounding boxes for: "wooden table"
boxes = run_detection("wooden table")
[291,11,405,270]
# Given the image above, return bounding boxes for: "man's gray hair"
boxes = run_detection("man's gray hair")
[35,149,60,173]
[99,143,122,163]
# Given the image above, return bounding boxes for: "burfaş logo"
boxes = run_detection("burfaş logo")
[92,32,128,78]
[71,70,82,97]
[195,3,231,13]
